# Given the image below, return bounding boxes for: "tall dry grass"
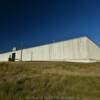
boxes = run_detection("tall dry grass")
[0,61,100,100]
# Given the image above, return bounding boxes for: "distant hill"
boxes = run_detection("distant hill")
[0,61,100,100]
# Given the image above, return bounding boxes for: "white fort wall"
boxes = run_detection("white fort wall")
[0,36,100,62]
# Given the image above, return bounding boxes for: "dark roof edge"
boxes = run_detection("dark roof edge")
[0,35,99,54]
[85,35,100,48]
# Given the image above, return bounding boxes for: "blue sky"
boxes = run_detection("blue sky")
[0,0,100,52]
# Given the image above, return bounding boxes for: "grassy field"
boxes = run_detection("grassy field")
[0,61,100,100]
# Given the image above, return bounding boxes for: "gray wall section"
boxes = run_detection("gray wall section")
[0,36,100,62]
[86,38,100,61]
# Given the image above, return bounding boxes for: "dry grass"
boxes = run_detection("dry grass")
[0,61,100,100]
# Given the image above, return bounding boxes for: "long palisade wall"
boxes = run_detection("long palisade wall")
[0,36,100,62]
[20,37,88,62]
